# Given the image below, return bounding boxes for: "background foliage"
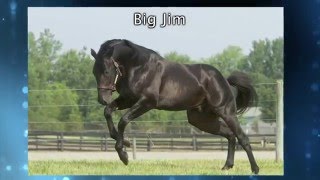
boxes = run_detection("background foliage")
[28,29,283,132]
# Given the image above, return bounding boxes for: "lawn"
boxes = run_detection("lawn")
[29,159,283,175]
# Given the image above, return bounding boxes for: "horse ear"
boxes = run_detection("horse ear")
[91,49,97,59]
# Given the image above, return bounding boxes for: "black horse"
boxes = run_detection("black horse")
[91,39,259,174]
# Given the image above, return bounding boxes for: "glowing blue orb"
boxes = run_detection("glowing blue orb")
[9,1,17,15]
[23,164,28,170]
[305,153,311,159]
[6,165,12,171]
[22,86,28,94]
[22,101,28,109]
[24,130,28,137]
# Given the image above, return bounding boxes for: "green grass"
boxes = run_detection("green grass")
[29,159,283,175]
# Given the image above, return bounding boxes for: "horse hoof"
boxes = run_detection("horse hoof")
[121,158,129,165]
[123,139,131,148]
[120,151,129,165]
[221,164,233,170]
[252,166,259,174]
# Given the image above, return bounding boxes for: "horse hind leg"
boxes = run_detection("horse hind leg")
[216,104,259,174]
[187,109,236,170]
[218,121,236,170]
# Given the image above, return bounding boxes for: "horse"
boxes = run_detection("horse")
[91,39,259,174]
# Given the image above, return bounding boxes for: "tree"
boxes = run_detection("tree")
[238,38,283,123]
[164,51,194,64]
[53,48,95,89]
[28,30,61,89]
[204,46,244,76]
[29,83,83,131]
[28,30,84,131]
[52,48,100,124]
[238,38,283,80]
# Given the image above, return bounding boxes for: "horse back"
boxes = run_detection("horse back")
[154,62,207,110]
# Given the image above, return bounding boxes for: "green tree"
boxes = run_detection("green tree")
[52,48,100,124]
[204,46,244,76]
[48,83,83,131]
[28,30,84,131]
[238,38,283,123]
[53,48,95,89]
[238,38,283,80]
[164,51,194,64]
[29,83,83,131]
[28,30,61,89]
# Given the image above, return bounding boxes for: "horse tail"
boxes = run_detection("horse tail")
[227,71,258,114]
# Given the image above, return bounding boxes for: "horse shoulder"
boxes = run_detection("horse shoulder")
[141,60,165,101]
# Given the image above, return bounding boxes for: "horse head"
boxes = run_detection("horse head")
[91,40,134,105]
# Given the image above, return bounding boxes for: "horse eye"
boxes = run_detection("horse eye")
[104,70,108,74]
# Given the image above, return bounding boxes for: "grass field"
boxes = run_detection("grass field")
[29,159,283,175]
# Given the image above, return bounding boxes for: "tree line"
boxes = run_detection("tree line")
[28,29,283,132]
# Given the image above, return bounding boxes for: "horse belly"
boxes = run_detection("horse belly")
[157,80,205,110]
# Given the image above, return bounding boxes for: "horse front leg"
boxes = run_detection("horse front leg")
[104,98,131,147]
[115,99,150,165]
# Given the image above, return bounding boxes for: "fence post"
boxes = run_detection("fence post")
[35,135,38,150]
[192,134,197,151]
[276,80,284,162]
[104,134,108,151]
[133,137,137,160]
[147,139,151,151]
[56,134,59,150]
[171,137,173,151]
[100,136,103,151]
[60,132,64,151]
[80,134,83,151]
[261,137,266,148]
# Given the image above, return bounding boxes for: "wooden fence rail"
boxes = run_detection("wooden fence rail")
[28,131,276,152]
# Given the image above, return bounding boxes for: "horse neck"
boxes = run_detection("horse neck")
[122,56,158,79]
[121,53,148,68]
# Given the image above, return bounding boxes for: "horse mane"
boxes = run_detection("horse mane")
[123,40,163,60]
[98,39,123,55]
[99,39,164,61]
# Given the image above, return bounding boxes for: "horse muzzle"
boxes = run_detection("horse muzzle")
[97,88,113,105]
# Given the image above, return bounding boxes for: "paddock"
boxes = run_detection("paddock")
[28,151,283,175]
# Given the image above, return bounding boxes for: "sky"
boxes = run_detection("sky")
[28,7,283,60]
